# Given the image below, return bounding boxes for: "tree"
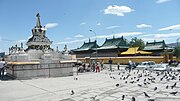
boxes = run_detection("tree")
[129,37,145,50]
[174,46,180,58]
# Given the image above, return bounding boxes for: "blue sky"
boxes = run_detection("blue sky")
[0,0,180,53]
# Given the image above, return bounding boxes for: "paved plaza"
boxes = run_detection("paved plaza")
[0,65,180,101]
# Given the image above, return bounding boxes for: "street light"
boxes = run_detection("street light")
[89,29,98,59]
[177,37,180,46]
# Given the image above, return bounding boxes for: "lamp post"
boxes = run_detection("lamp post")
[89,29,98,59]
[177,37,180,46]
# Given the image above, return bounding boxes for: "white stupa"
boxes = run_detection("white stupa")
[8,13,71,63]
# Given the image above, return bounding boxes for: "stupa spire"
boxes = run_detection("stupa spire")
[36,13,42,28]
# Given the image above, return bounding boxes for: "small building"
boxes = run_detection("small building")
[120,47,152,56]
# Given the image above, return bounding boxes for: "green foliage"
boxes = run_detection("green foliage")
[129,37,145,50]
[174,46,180,58]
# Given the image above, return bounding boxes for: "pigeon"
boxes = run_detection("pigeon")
[151,80,155,83]
[130,81,135,84]
[160,78,163,81]
[91,95,97,100]
[116,83,119,87]
[74,77,78,80]
[154,87,157,91]
[147,82,151,84]
[122,95,125,100]
[132,97,136,101]
[173,82,177,87]
[166,85,169,89]
[71,90,74,95]
[144,92,150,98]
[137,84,142,87]
[170,91,178,95]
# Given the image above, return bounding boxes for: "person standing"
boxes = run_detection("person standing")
[117,63,120,70]
[0,58,6,80]
[96,64,100,72]
[109,58,113,72]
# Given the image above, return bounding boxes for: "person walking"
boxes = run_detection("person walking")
[0,58,6,80]
[96,64,100,72]
[109,58,113,72]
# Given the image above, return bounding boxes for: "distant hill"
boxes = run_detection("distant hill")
[167,42,180,47]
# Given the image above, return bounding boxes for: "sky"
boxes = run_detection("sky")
[0,0,180,53]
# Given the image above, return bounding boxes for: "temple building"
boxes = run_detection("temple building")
[72,36,129,58]
[72,40,99,58]
[143,40,172,56]
[97,36,129,57]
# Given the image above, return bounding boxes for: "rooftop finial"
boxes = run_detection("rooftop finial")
[36,13,42,28]
[113,35,115,39]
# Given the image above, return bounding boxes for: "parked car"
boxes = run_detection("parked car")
[125,60,137,70]
[153,63,171,71]
[136,61,157,70]
[171,64,180,71]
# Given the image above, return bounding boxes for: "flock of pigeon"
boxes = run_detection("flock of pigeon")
[71,68,179,101]
[111,69,179,101]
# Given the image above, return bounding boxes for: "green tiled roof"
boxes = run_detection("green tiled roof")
[98,36,129,50]
[73,40,99,51]
[143,40,167,50]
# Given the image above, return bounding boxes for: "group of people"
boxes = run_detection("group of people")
[91,62,100,72]
[0,58,7,80]
[78,58,114,73]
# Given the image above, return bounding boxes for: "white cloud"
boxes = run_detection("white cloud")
[159,24,180,31]
[17,40,26,43]
[55,38,88,45]
[114,32,143,37]
[97,23,101,26]
[56,32,142,45]
[140,33,180,42]
[74,34,84,38]
[104,5,134,16]
[0,49,4,52]
[156,0,171,4]
[154,33,180,38]
[80,22,86,26]
[106,26,120,29]
[45,23,58,29]
[136,24,152,28]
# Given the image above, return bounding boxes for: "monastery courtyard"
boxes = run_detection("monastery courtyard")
[0,65,180,101]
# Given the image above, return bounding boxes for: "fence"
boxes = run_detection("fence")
[78,56,177,64]
[6,63,73,80]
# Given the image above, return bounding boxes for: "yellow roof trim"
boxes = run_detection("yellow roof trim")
[7,62,40,65]
[121,47,152,55]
